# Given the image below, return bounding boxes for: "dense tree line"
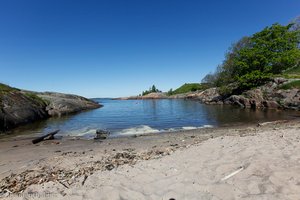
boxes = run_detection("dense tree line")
[202,22,300,95]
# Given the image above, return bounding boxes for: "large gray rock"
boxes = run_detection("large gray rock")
[193,88,223,104]
[224,80,300,110]
[0,87,101,132]
[224,95,250,108]
[273,77,288,85]
[0,91,48,131]
[224,94,281,109]
[243,89,265,108]
[271,89,300,110]
[37,92,101,116]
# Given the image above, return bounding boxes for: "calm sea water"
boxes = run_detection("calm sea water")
[4,99,300,139]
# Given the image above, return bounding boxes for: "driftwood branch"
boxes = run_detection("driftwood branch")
[32,130,60,144]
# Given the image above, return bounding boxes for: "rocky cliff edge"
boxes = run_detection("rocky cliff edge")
[0,85,101,132]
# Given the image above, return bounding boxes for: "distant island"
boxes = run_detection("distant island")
[118,22,300,111]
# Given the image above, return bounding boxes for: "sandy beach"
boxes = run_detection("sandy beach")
[1,120,300,200]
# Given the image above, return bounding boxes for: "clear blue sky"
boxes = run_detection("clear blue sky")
[0,0,299,97]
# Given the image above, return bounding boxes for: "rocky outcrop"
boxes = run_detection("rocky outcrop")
[271,89,300,110]
[159,78,299,110]
[141,92,168,99]
[191,88,223,104]
[117,92,168,100]
[36,92,101,116]
[0,91,48,131]
[224,89,267,109]
[0,88,101,132]
[222,79,300,110]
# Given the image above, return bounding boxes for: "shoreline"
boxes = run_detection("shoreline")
[2,95,299,138]
[0,114,289,142]
[1,119,300,199]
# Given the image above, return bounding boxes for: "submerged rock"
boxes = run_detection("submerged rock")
[94,129,110,140]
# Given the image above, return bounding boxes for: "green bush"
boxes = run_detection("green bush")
[168,83,208,95]
[237,71,272,91]
[202,23,300,94]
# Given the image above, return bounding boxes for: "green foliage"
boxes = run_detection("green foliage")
[142,85,161,96]
[278,80,300,90]
[217,83,239,97]
[0,83,20,93]
[167,88,173,95]
[168,83,208,95]
[0,83,12,91]
[236,24,300,75]
[202,23,300,93]
[218,86,233,97]
[237,71,272,90]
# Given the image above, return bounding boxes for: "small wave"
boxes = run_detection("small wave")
[202,125,214,128]
[62,124,214,139]
[113,125,160,137]
[182,126,198,130]
[182,125,213,130]
[65,128,98,137]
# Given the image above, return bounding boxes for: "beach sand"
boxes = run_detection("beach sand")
[1,120,300,199]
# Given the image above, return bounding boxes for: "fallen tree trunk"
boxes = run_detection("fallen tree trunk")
[32,130,60,144]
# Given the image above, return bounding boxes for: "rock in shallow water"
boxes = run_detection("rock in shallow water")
[94,129,110,140]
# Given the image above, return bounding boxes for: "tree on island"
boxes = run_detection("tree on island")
[167,88,173,95]
[142,85,161,96]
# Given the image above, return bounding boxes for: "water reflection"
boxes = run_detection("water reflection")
[200,104,299,126]
[1,99,299,139]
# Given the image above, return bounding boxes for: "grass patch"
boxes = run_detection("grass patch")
[278,80,300,90]
[23,92,48,106]
[168,83,209,95]
[284,65,300,74]
[0,83,20,93]
[282,65,300,79]
[281,74,300,79]
[0,84,21,109]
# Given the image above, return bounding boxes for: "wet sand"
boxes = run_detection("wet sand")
[1,119,300,199]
